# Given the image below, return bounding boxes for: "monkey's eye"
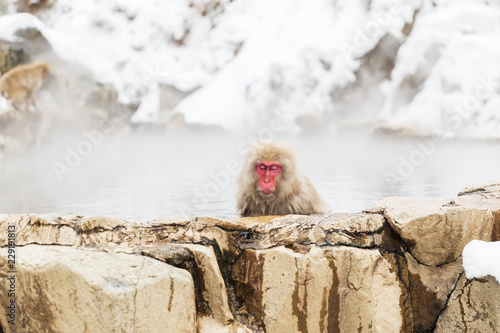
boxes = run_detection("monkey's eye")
[269,165,280,171]
[258,164,267,170]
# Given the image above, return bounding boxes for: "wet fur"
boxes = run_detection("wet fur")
[0,61,50,111]
[237,142,330,216]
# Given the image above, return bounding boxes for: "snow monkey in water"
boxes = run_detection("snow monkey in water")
[0,61,50,112]
[237,142,330,217]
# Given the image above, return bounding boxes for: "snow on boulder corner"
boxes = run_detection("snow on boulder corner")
[462,240,500,283]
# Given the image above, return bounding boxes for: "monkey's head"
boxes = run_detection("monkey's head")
[36,61,50,79]
[242,142,297,198]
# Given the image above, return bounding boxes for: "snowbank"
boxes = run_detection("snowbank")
[380,0,500,138]
[463,240,500,283]
[46,0,230,104]
[0,13,120,88]
[174,0,418,129]
[3,0,499,135]
[44,0,418,129]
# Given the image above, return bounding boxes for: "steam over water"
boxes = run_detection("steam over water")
[1,131,499,221]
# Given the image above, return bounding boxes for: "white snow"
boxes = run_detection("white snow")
[39,0,420,129]
[462,240,500,283]
[45,0,228,103]
[2,0,499,135]
[0,13,120,88]
[131,86,160,123]
[174,0,419,129]
[0,96,12,112]
[379,0,500,138]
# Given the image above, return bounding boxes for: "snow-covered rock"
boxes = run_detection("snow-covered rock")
[4,0,499,136]
[379,0,500,138]
[41,0,419,130]
[174,0,418,130]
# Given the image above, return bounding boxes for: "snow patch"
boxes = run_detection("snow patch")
[463,240,500,283]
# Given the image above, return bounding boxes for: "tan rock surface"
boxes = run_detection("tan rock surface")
[435,275,500,333]
[2,181,500,332]
[0,245,196,333]
[405,252,463,331]
[233,245,407,333]
[0,213,391,252]
[458,181,500,198]
[235,212,392,250]
[183,244,234,326]
[457,181,500,242]
[375,197,495,266]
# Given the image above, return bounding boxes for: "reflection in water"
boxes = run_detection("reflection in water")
[1,132,499,221]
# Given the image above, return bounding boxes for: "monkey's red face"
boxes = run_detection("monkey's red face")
[256,161,282,195]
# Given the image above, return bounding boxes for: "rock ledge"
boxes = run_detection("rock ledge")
[1,182,499,332]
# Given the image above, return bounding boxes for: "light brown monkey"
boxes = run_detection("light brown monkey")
[0,61,50,112]
[237,142,330,217]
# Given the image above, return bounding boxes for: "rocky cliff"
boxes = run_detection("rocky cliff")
[1,182,499,332]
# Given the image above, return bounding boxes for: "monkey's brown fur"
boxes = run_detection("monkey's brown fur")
[0,61,50,112]
[237,142,330,216]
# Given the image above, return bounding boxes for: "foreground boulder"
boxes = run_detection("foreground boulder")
[375,197,495,266]
[1,181,499,332]
[0,245,196,333]
[233,246,406,332]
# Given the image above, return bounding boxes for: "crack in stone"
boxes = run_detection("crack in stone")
[431,272,465,332]
[457,281,470,333]
[132,257,146,333]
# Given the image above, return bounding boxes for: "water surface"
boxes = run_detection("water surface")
[1,132,498,221]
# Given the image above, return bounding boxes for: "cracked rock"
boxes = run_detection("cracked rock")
[375,197,495,266]
[434,275,500,333]
[232,245,407,333]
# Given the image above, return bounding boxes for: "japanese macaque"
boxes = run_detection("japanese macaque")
[237,142,330,217]
[0,61,50,112]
